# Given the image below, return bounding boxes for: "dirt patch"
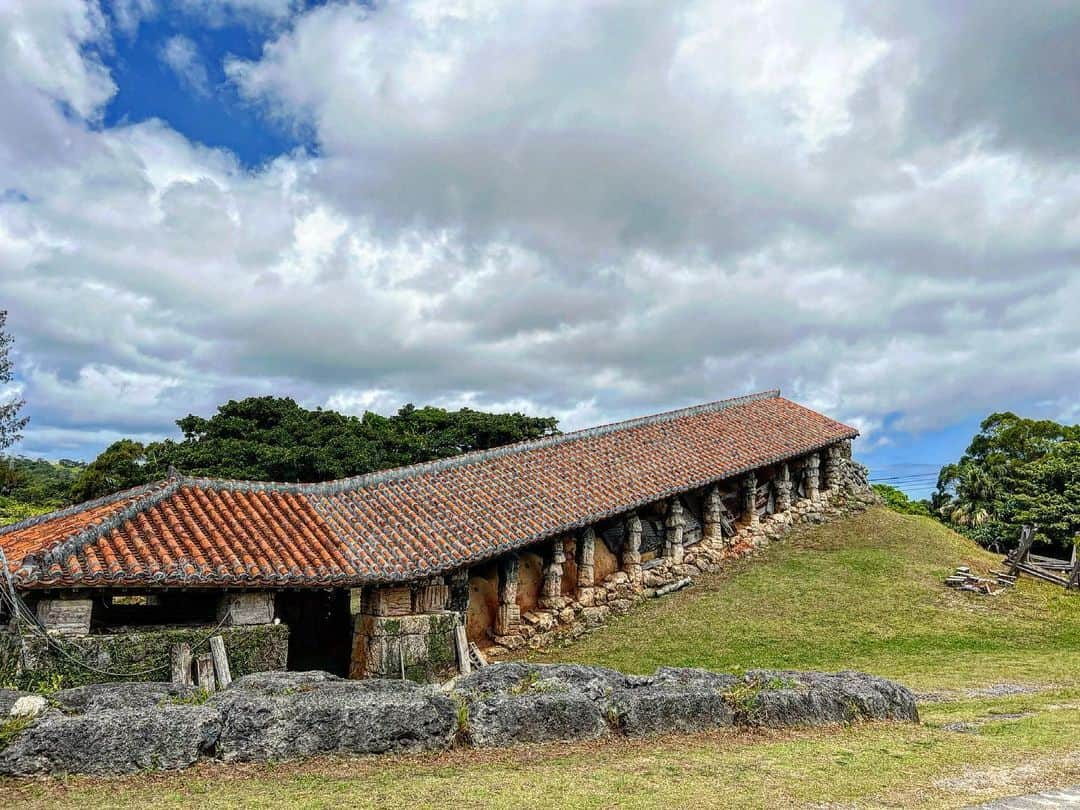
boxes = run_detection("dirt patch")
[934,752,1080,798]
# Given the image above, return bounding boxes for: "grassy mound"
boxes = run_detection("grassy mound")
[536,507,1080,690]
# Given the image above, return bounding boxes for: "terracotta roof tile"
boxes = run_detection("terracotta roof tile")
[0,391,856,589]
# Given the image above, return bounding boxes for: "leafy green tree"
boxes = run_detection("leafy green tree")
[934,412,1080,553]
[69,439,150,503]
[872,484,930,517]
[0,311,28,451]
[69,397,559,500]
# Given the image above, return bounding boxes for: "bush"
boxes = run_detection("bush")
[872,484,930,517]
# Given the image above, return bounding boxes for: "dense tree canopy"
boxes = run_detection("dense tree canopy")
[68,397,559,501]
[933,412,1080,553]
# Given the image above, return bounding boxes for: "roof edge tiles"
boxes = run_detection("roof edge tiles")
[176,389,786,496]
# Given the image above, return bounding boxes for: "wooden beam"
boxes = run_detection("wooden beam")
[453,623,471,676]
[1007,524,1036,577]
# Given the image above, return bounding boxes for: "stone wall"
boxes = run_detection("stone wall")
[481,442,876,658]
[350,612,460,682]
[0,623,289,690]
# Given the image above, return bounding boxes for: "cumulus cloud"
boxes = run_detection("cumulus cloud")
[0,0,1078,464]
[159,34,211,97]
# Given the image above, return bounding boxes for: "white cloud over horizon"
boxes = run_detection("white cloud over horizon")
[0,0,1078,463]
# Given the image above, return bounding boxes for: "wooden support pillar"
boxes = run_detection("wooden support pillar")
[495,554,521,636]
[776,463,793,512]
[623,514,643,591]
[742,472,758,527]
[664,499,685,564]
[576,527,596,606]
[540,540,566,609]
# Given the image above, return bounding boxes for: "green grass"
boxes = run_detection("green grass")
[6,508,1080,808]
[537,507,1080,690]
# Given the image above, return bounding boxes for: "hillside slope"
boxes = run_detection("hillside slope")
[536,506,1080,689]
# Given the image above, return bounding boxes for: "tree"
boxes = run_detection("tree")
[933,412,1080,553]
[872,484,930,517]
[70,397,560,500]
[0,311,28,451]
[69,440,149,503]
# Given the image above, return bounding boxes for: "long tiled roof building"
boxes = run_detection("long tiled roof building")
[0,390,871,683]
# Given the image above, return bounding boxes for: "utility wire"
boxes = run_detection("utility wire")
[0,547,230,680]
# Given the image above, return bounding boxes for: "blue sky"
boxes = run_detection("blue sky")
[2,1,1077,501]
[102,5,308,165]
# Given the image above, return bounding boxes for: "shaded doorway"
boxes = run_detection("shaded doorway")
[276,590,352,675]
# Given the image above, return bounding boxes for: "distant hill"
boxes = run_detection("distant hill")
[0,456,86,525]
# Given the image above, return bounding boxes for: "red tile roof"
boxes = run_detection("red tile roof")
[0,391,857,590]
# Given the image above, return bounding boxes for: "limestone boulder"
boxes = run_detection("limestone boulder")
[213,678,456,762]
[466,690,609,747]
[742,670,919,727]
[0,704,221,776]
[0,688,29,716]
[52,681,202,714]
[227,669,342,694]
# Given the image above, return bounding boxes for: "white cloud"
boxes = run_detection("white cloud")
[159,34,211,97]
[0,0,1078,465]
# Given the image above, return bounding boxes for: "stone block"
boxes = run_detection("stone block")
[36,598,92,636]
[362,587,413,617]
[218,592,274,626]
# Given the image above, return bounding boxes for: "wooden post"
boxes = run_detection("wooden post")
[1008,524,1036,577]
[170,643,193,686]
[1068,535,1080,591]
[454,623,472,676]
[209,635,232,689]
[196,653,217,693]
[776,464,792,512]
[742,472,758,527]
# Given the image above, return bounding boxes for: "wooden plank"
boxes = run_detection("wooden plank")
[1015,562,1069,587]
[209,636,232,689]
[1007,525,1036,577]
[1068,537,1080,591]
[170,643,193,686]
[453,624,471,676]
[196,653,217,693]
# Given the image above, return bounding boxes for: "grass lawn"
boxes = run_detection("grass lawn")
[6,507,1080,808]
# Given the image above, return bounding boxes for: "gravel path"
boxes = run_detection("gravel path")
[972,785,1080,808]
